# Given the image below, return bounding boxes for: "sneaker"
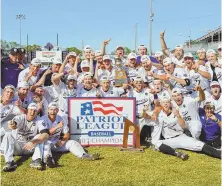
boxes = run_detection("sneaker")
[3,161,17,172]
[46,156,56,168]
[81,153,100,160]
[176,152,189,161]
[30,158,43,170]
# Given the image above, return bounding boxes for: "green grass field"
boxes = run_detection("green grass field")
[1,147,221,186]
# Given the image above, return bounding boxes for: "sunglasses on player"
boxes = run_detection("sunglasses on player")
[211,85,220,88]
[184,57,193,61]
[204,106,214,110]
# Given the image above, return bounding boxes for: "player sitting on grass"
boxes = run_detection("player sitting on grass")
[151,97,221,160]
[42,102,100,168]
[1,103,50,172]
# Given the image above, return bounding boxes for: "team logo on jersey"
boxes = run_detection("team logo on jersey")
[184,74,187,77]
[163,93,166,96]
[145,93,148,96]
[111,91,114,94]
[41,121,46,127]
[183,104,186,108]
[81,101,123,116]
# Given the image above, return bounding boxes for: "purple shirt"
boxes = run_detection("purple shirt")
[199,108,221,141]
[1,58,23,89]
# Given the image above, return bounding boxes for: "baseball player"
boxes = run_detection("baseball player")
[98,76,127,97]
[151,97,221,160]
[171,85,205,139]
[77,73,100,97]
[152,79,171,101]
[0,85,23,138]
[127,76,161,142]
[204,81,222,116]
[1,103,50,171]
[42,102,100,167]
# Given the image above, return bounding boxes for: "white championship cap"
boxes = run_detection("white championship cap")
[103,55,111,61]
[197,48,206,53]
[81,60,90,68]
[28,103,38,110]
[48,102,58,109]
[67,75,77,81]
[175,44,183,50]
[95,50,102,57]
[53,58,62,65]
[210,81,220,87]
[17,81,29,88]
[183,52,193,58]
[4,84,16,92]
[218,43,222,49]
[154,51,164,57]
[141,55,151,62]
[83,45,92,52]
[137,44,147,51]
[68,52,77,57]
[163,57,173,65]
[83,72,93,78]
[206,49,216,55]
[100,76,109,81]
[31,58,41,66]
[127,52,137,59]
[116,46,124,51]
[172,88,182,95]
[203,99,215,107]
[160,96,171,102]
[134,76,143,82]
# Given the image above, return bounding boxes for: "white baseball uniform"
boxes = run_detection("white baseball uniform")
[98,86,125,97]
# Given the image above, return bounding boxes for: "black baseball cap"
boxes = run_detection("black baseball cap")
[9,48,19,55]
[18,48,26,54]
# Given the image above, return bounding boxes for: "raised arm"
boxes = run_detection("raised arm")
[101,38,111,56]
[160,30,170,56]
[59,55,69,73]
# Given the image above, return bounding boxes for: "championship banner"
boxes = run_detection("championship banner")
[36,51,62,63]
[68,98,136,146]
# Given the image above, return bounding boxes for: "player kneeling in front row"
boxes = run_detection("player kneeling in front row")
[151,97,221,160]
[1,103,50,172]
[42,102,100,167]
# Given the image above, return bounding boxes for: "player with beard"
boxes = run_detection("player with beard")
[160,30,184,67]
[183,52,211,94]
[199,100,221,149]
[171,85,205,139]
[204,81,222,116]
[1,103,50,171]
[151,97,221,160]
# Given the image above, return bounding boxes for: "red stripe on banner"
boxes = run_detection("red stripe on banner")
[93,108,120,115]
[92,101,123,111]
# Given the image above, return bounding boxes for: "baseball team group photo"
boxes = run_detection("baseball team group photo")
[1,0,221,185]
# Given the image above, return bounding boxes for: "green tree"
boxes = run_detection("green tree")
[25,44,41,52]
[66,47,81,55]
[124,47,131,55]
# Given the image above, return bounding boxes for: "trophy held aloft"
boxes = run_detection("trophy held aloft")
[114,58,127,87]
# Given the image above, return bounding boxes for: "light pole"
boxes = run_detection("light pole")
[149,0,154,55]
[16,14,26,47]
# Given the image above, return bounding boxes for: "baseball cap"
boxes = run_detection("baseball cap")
[48,102,58,109]
[67,75,77,81]
[17,81,29,89]
[83,45,92,52]
[197,48,206,53]
[81,60,90,68]
[52,58,62,65]
[154,51,164,57]
[172,88,182,95]
[116,46,124,51]
[83,72,93,78]
[141,55,151,62]
[218,43,222,49]
[183,52,193,58]
[68,52,77,57]
[18,48,26,54]
[103,55,111,61]
[100,76,109,81]
[134,76,143,82]
[4,84,15,92]
[163,57,173,65]
[128,52,137,59]
[137,45,147,51]
[31,58,41,66]
[9,48,19,55]
[175,44,183,50]
[206,49,216,55]
[95,50,102,57]
[210,81,220,87]
[203,100,215,107]
[28,103,38,111]
[160,96,171,102]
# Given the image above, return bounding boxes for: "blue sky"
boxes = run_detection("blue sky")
[1,0,221,53]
